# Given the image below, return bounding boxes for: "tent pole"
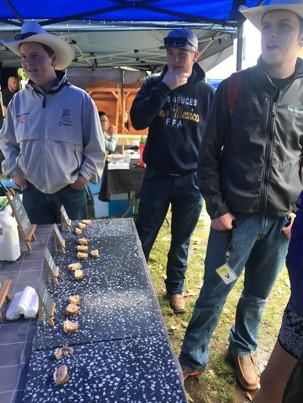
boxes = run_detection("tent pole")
[236,21,244,71]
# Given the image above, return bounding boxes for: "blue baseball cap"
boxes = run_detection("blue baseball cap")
[160,28,198,52]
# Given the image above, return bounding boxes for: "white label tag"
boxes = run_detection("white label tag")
[216,263,238,284]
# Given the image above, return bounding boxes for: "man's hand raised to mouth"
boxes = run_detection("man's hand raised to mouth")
[162,66,190,90]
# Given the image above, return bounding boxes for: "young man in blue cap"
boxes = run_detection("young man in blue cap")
[130,28,215,313]
[179,0,303,392]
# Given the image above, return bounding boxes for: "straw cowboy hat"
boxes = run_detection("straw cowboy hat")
[239,0,303,31]
[1,21,74,70]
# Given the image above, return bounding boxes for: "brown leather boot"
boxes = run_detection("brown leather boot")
[229,354,259,391]
[169,294,185,313]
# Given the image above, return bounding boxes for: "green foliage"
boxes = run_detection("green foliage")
[18,68,28,81]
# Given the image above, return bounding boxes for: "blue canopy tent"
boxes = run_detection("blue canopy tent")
[0,1,263,215]
[0,0,260,24]
[0,0,262,77]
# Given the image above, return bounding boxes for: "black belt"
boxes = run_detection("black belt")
[146,167,195,177]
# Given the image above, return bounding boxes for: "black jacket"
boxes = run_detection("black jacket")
[130,64,215,174]
[198,57,303,219]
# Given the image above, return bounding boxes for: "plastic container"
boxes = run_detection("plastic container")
[0,211,21,261]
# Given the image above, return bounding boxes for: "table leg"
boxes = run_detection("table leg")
[122,191,134,218]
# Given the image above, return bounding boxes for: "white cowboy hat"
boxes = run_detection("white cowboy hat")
[239,0,303,31]
[1,21,74,70]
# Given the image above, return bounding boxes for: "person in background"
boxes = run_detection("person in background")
[2,75,19,117]
[179,0,303,392]
[124,110,129,132]
[253,190,303,403]
[0,102,3,128]
[98,111,117,153]
[130,28,215,314]
[0,21,105,224]
[1,76,18,170]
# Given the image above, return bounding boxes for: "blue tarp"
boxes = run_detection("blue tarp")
[0,1,262,26]
[0,1,263,72]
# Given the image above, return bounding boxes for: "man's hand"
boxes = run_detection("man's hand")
[282,212,296,238]
[108,125,117,136]
[70,175,87,190]
[211,212,235,231]
[12,172,28,190]
[162,67,190,90]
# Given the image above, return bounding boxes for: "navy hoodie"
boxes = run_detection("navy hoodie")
[130,64,215,174]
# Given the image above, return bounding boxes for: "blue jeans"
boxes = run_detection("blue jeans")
[135,168,203,295]
[179,213,290,371]
[23,182,88,224]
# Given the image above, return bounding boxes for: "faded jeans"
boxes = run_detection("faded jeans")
[23,182,88,224]
[135,167,203,295]
[179,213,290,371]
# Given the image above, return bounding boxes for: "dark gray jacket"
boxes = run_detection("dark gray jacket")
[198,57,303,219]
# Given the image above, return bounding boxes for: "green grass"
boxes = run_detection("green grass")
[147,209,290,403]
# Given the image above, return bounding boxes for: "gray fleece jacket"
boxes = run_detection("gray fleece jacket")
[0,71,105,194]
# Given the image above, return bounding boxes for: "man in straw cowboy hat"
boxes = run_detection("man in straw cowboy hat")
[0,21,105,224]
[179,0,303,393]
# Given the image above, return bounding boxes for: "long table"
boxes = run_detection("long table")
[0,218,186,402]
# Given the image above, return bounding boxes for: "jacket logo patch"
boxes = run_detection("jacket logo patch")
[59,108,73,126]
[288,105,303,115]
[16,113,29,124]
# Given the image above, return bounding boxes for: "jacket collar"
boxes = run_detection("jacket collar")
[27,70,69,95]
[257,56,303,82]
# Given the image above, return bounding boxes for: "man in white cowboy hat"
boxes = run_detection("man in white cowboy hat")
[179,0,303,393]
[0,21,105,224]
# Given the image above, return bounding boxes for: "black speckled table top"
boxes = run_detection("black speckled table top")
[22,218,186,402]
[34,219,165,349]
[24,334,185,403]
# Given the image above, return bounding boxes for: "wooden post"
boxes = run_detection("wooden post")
[0,279,12,321]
